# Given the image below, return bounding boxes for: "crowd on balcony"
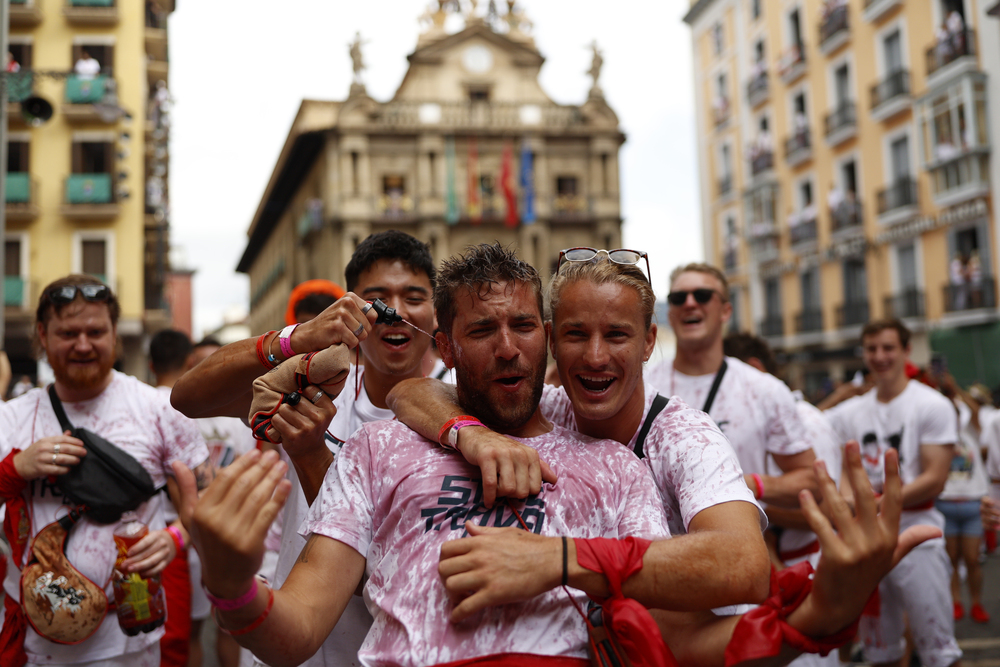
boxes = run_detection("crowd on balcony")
[950,250,986,310]
[819,0,847,21]
[934,11,969,64]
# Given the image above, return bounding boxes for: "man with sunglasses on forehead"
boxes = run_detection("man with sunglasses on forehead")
[387,247,771,612]
[0,275,212,667]
[645,264,819,555]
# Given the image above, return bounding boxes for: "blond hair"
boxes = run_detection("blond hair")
[548,260,656,330]
[668,262,730,302]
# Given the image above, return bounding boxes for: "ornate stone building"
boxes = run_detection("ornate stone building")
[237,4,625,332]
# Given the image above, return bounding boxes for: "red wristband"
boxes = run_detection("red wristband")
[166,526,185,552]
[215,584,274,637]
[437,415,483,450]
[724,562,860,666]
[751,473,765,500]
[256,332,278,370]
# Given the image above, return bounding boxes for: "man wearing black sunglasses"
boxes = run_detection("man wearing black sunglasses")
[0,275,213,665]
[646,263,820,523]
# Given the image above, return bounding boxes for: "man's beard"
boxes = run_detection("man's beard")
[50,354,115,393]
[454,356,545,433]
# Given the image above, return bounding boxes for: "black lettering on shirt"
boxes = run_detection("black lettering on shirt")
[421,475,546,536]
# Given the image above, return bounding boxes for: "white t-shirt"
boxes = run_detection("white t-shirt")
[645,357,812,476]
[826,380,957,530]
[304,421,669,667]
[539,383,763,536]
[985,414,1000,483]
[268,364,402,667]
[74,57,101,79]
[767,398,843,556]
[0,372,209,665]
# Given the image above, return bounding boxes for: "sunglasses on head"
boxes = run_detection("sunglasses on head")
[667,288,720,306]
[556,247,651,283]
[48,284,111,304]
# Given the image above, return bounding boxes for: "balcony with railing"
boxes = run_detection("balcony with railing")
[830,198,863,234]
[61,173,119,219]
[837,300,870,327]
[375,101,583,131]
[943,276,996,313]
[779,45,807,85]
[64,0,117,24]
[863,0,902,23]
[759,314,784,338]
[5,172,39,221]
[724,247,738,272]
[4,276,27,309]
[796,308,824,333]
[824,101,857,146]
[884,289,925,319]
[747,70,769,108]
[819,4,850,55]
[718,174,733,198]
[10,0,43,26]
[750,149,774,177]
[790,213,818,246]
[784,128,812,168]
[926,29,977,89]
[713,97,731,127]
[876,178,918,224]
[62,74,120,123]
[870,70,911,122]
[5,72,33,104]
[551,194,592,221]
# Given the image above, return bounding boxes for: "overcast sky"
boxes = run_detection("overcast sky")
[169,0,702,338]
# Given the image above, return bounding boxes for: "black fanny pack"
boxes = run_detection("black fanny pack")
[48,385,158,524]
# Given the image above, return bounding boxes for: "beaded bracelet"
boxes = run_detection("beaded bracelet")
[215,584,275,637]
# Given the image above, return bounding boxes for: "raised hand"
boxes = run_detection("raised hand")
[791,441,941,637]
[293,293,379,352]
[13,431,87,480]
[173,449,291,599]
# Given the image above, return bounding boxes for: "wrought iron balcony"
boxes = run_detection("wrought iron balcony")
[819,4,850,53]
[831,199,863,232]
[790,216,818,245]
[943,276,996,312]
[870,70,910,120]
[64,0,117,24]
[796,308,824,333]
[747,71,769,107]
[837,300,870,327]
[884,289,925,319]
[751,150,774,177]
[718,175,733,198]
[65,74,109,104]
[4,277,26,308]
[824,102,856,144]
[759,315,784,338]
[5,72,33,104]
[876,178,917,216]
[784,129,812,167]
[778,46,807,85]
[65,174,113,204]
[724,248,738,272]
[926,28,976,77]
[5,173,31,204]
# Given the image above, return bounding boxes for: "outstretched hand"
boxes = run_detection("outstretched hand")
[791,441,940,637]
[173,449,291,599]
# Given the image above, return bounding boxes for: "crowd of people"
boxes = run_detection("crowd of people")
[0,230,984,667]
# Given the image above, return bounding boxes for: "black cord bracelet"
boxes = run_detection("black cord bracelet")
[561,536,568,587]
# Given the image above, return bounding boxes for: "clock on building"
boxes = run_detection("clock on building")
[462,45,494,73]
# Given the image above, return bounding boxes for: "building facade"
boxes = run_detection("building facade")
[4,0,177,379]
[685,0,1000,397]
[238,5,625,333]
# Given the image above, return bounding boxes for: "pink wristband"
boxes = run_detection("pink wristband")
[166,526,185,551]
[279,324,298,358]
[751,473,765,500]
[204,578,259,612]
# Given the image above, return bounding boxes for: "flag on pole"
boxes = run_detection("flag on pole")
[520,140,535,225]
[500,142,518,228]
[467,137,482,224]
[445,136,459,225]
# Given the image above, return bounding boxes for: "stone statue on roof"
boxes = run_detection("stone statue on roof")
[504,0,533,36]
[349,32,366,83]
[588,40,604,89]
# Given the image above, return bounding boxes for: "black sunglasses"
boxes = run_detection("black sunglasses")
[48,284,112,304]
[556,247,651,283]
[667,288,721,306]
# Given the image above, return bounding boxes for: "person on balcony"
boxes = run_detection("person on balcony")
[74,51,101,80]
[946,10,965,55]
[6,52,19,73]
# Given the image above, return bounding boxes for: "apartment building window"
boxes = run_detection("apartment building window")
[468,87,490,102]
[5,239,24,307]
[751,0,761,21]
[755,41,765,63]
[81,239,108,284]
[884,30,903,74]
[71,45,113,74]
[891,136,911,182]
[760,278,783,336]
[73,141,113,174]
[799,268,822,332]
[7,141,29,173]
[8,43,32,69]
[834,65,850,106]
[842,159,858,195]
[841,258,869,326]
[789,9,804,52]
[556,176,578,196]
[712,23,724,55]
[729,288,742,332]
[945,222,994,311]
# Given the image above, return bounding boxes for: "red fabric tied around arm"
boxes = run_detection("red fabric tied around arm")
[723,562,860,666]
[0,450,27,500]
[574,537,677,667]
